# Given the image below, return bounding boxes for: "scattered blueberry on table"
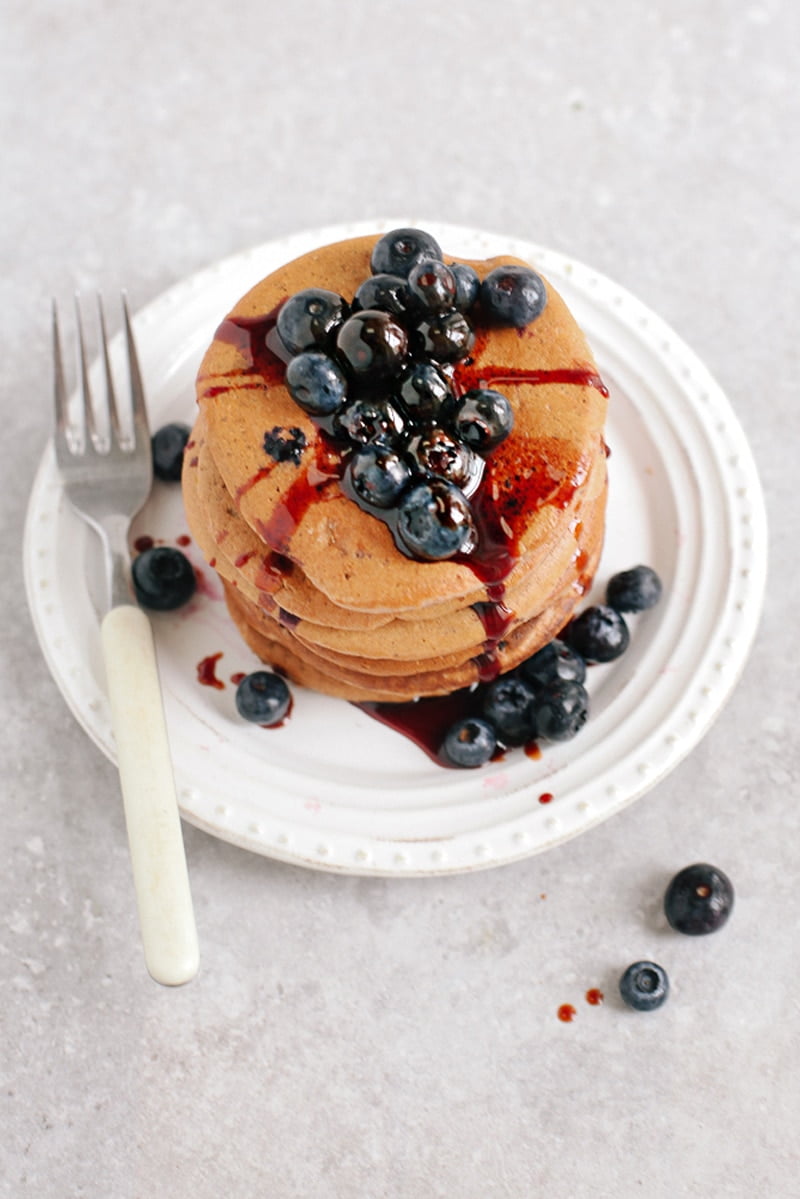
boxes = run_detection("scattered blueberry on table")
[664,863,735,935]
[619,961,670,1012]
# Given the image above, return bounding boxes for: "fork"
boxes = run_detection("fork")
[53,294,199,986]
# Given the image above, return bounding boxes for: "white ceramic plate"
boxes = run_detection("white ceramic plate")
[24,220,767,875]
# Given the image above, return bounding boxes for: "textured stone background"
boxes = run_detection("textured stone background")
[2,2,797,1195]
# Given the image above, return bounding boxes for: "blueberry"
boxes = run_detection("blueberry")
[441,716,497,768]
[453,388,514,453]
[355,273,411,317]
[531,679,589,742]
[285,351,347,417]
[151,422,191,481]
[263,426,307,465]
[406,427,484,495]
[335,396,406,446]
[132,546,196,611]
[276,288,347,356]
[370,228,443,278]
[564,605,630,663]
[412,310,475,362]
[482,674,538,746]
[607,565,663,613]
[450,263,480,312]
[480,264,547,327]
[336,310,408,380]
[519,639,586,688]
[235,671,292,726]
[346,444,411,509]
[396,362,453,424]
[664,863,734,936]
[396,478,475,561]
[407,258,458,314]
[619,961,670,1012]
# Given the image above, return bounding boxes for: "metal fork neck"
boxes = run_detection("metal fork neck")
[96,514,135,611]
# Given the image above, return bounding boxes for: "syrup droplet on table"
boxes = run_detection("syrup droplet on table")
[558,1003,576,1023]
[585,988,604,1006]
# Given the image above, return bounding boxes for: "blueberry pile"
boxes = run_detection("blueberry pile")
[442,564,662,767]
[274,227,548,561]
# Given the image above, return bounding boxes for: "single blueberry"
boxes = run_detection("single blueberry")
[132,546,196,611]
[335,396,406,446]
[407,258,458,314]
[396,362,453,424]
[235,671,292,726]
[531,679,589,742]
[453,388,514,453]
[276,288,347,356]
[396,478,475,561]
[370,228,443,278]
[619,961,670,1012]
[412,310,475,362]
[664,863,734,936]
[406,427,484,495]
[563,605,630,663]
[151,422,191,481]
[355,273,412,317]
[519,639,587,688]
[336,310,408,380]
[262,426,307,465]
[607,565,663,613]
[285,351,347,417]
[450,263,480,312]
[346,444,411,509]
[441,716,497,768]
[482,674,538,746]
[480,265,547,327]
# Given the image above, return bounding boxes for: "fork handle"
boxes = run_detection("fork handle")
[100,603,199,986]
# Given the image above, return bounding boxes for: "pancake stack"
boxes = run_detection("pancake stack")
[182,231,609,702]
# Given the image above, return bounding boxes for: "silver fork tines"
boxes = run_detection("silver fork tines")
[52,294,153,611]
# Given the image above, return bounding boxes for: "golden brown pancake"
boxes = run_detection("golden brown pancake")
[183,231,608,701]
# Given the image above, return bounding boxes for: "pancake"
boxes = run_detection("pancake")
[183,229,609,700]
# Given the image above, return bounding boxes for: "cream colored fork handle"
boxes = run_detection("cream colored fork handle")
[100,604,199,986]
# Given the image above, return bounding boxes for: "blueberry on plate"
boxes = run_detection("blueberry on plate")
[395,478,475,561]
[235,671,292,726]
[132,546,196,610]
[564,604,630,663]
[396,361,453,424]
[450,263,480,312]
[482,674,538,746]
[276,288,347,356]
[531,679,589,742]
[407,258,458,314]
[453,388,514,453]
[285,351,347,417]
[619,961,670,1012]
[441,716,497,768]
[664,863,734,935]
[151,422,191,481]
[335,310,408,380]
[346,443,411,509]
[480,264,547,327]
[370,228,443,278]
[519,639,586,688]
[606,565,663,613]
[354,273,412,317]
